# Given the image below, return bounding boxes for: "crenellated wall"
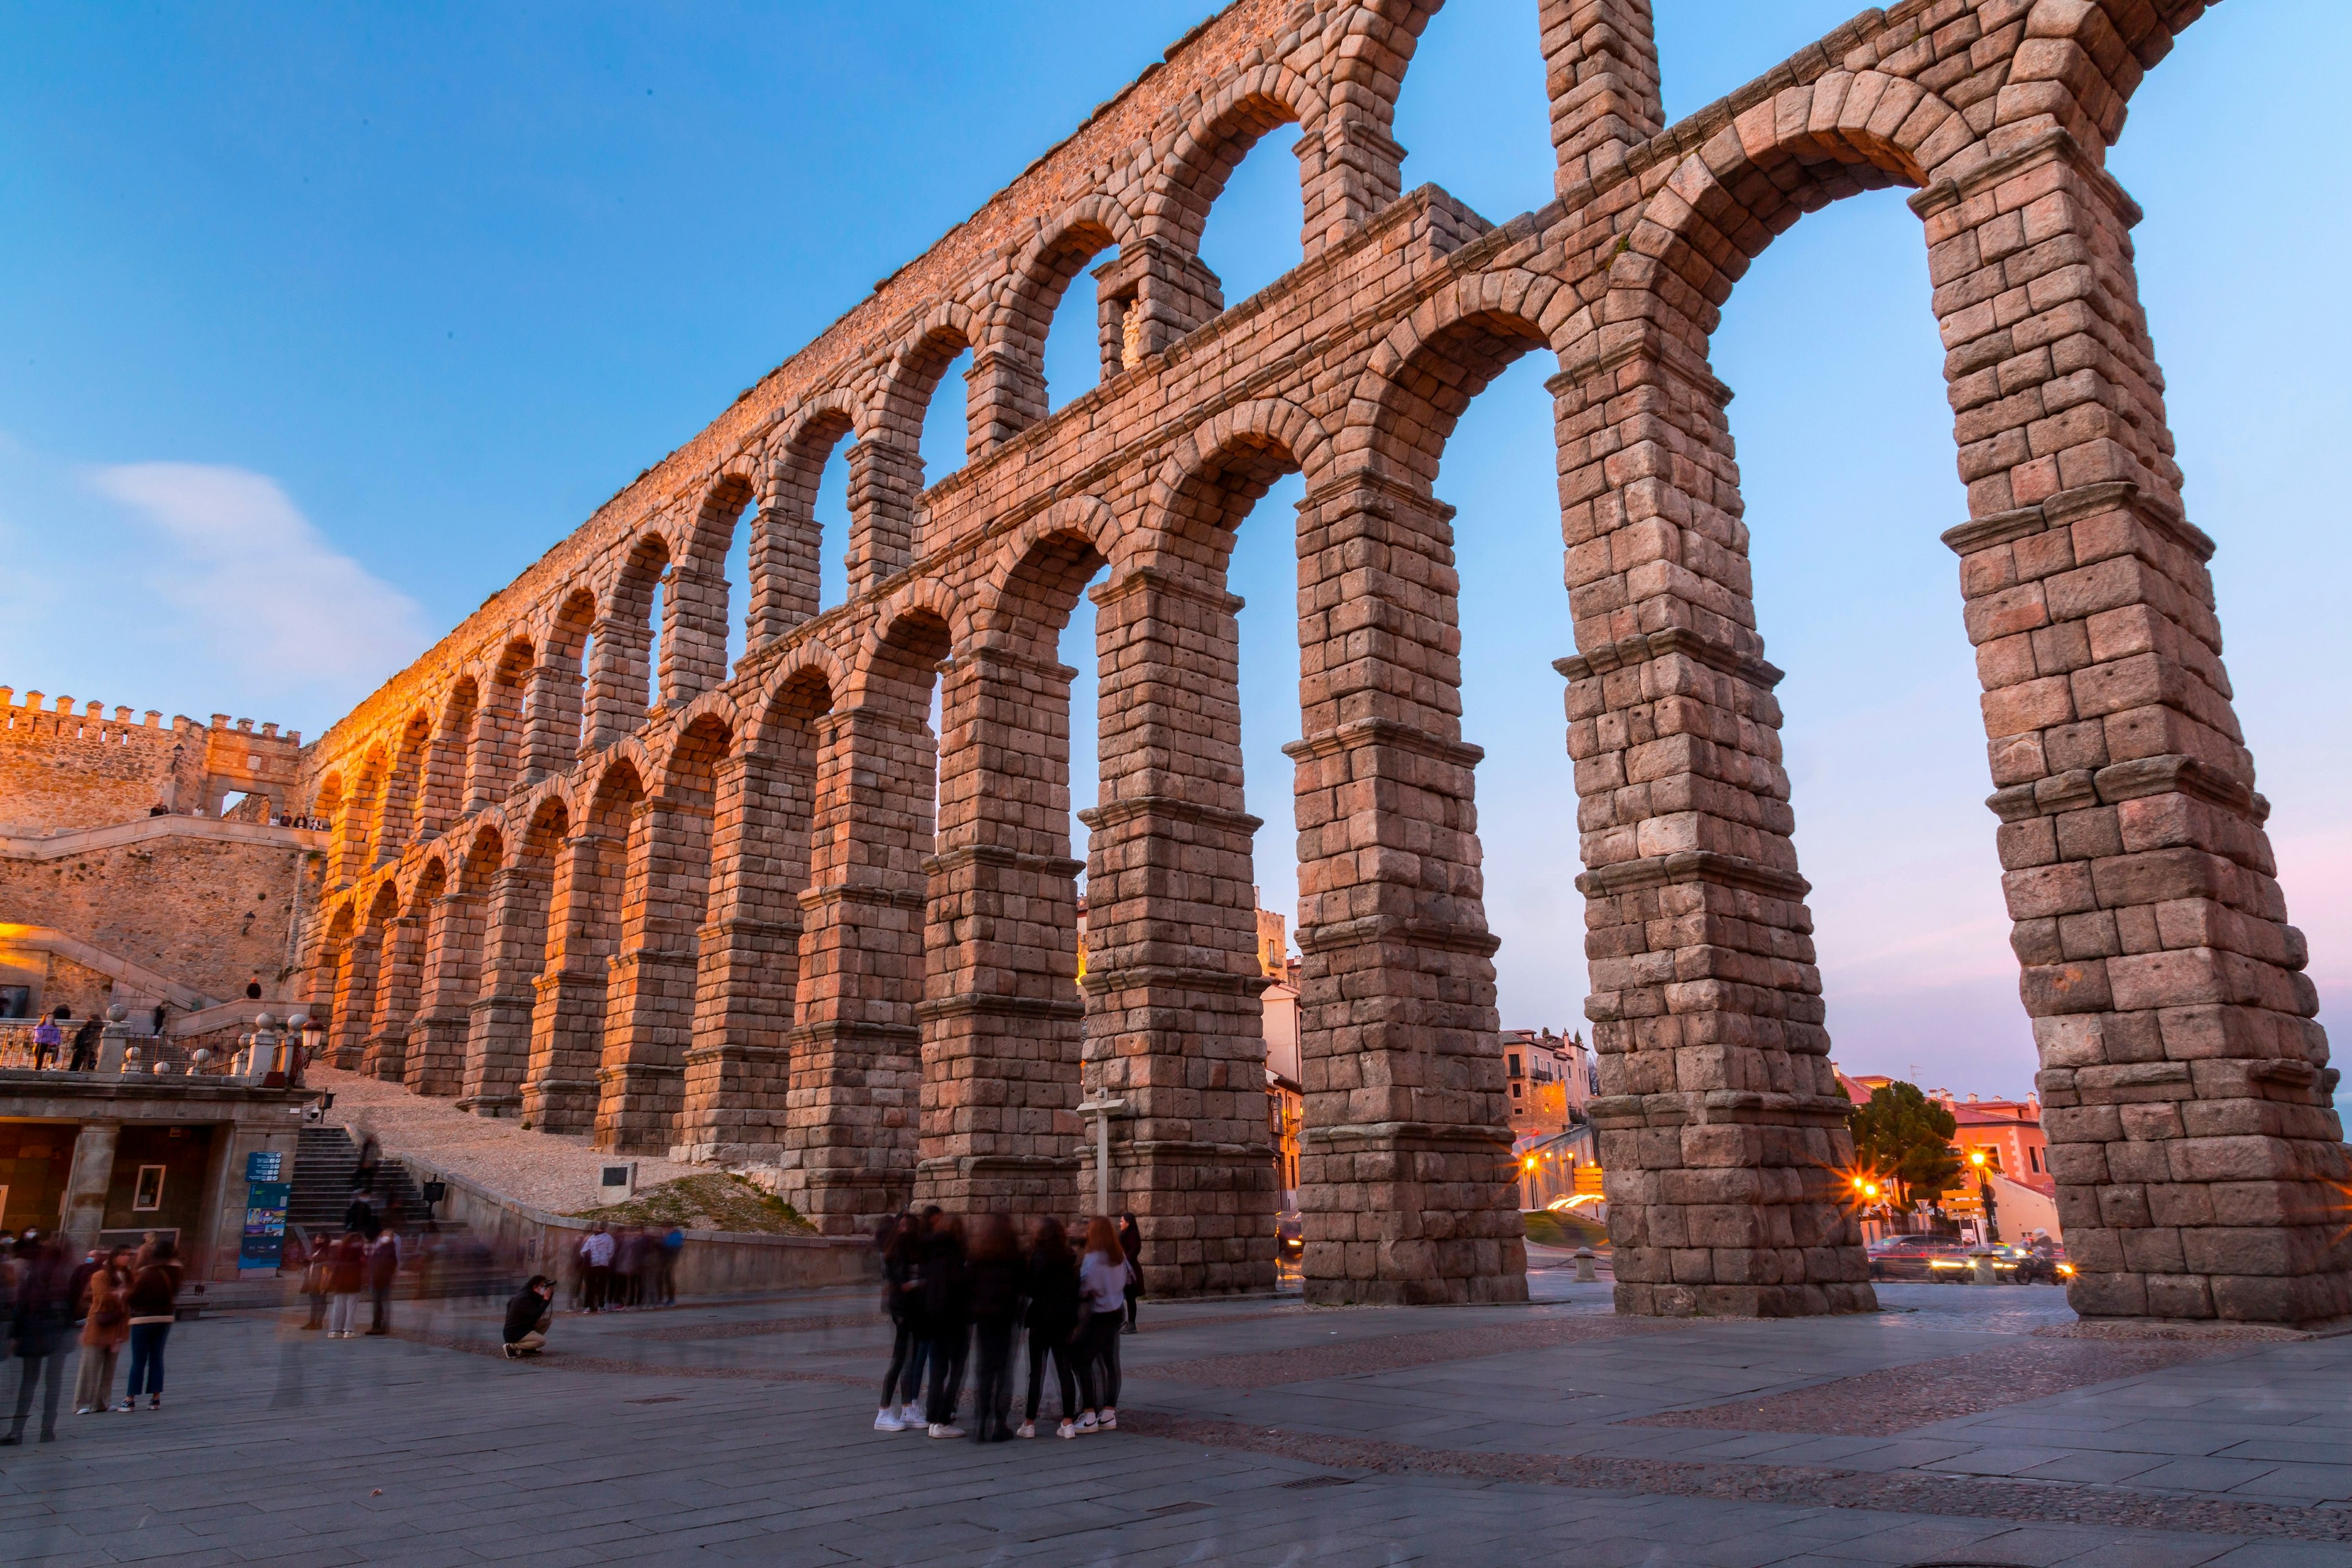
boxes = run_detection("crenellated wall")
[283,0,2349,1323]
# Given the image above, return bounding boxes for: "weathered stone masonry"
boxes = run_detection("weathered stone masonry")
[292,0,2348,1321]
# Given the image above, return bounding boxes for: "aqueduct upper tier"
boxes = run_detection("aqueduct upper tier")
[293,0,2351,1322]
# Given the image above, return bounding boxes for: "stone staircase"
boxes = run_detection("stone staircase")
[288,1126,503,1297]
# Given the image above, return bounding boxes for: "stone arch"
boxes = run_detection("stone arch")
[1138,396,1336,576]
[336,747,386,884]
[1351,268,1580,487]
[379,708,435,862]
[971,197,1142,447]
[1143,65,1322,257]
[458,820,505,895]
[972,496,1121,654]
[851,578,969,704]
[745,642,843,753]
[586,530,672,741]
[749,389,870,634]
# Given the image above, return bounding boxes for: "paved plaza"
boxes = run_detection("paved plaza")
[5,1269,2349,1567]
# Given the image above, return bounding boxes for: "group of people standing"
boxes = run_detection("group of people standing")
[877,1210,1142,1442]
[2,1231,183,1443]
[574,1222,682,1312]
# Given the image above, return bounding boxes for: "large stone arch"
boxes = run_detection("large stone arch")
[969,198,1143,449]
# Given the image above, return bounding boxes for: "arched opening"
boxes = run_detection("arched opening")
[424,679,476,837]
[765,410,855,625]
[523,759,642,1134]
[600,714,732,1153]
[1389,1,1551,222]
[471,793,567,1117]
[339,750,384,883]
[381,711,432,861]
[913,343,974,492]
[1188,99,1306,314]
[679,666,837,1163]
[1042,243,1117,412]
[474,638,535,807]
[360,878,417,1082]
[590,533,669,744]
[680,475,753,695]
[533,590,596,775]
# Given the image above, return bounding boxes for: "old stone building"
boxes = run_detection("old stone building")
[255,0,2342,1322]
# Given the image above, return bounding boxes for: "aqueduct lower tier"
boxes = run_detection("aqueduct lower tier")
[296,0,2351,1322]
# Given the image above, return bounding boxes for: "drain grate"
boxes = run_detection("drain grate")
[1278,1474,1355,1490]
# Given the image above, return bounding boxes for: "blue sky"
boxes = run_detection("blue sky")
[2,3,2343,1099]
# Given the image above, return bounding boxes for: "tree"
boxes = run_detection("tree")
[1848,1082,1962,1208]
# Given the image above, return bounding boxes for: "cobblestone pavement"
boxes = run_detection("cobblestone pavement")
[4,1279,2348,1566]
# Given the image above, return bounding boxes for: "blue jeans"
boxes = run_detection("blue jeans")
[126,1322,170,1398]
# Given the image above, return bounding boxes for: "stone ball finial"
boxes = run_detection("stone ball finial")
[107,1004,127,1023]
[255,1012,277,1030]
[287,1012,311,1031]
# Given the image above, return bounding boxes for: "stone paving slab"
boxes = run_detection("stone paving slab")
[2,1283,2348,1565]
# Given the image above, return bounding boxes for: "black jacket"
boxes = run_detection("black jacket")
[919,1229,969,1332]
[883,1243,922,1325]
[1022,1243,1080,1340]
[9,1254,72,1356]
[968,1252,1023,1325]
[503,1287,550,1344]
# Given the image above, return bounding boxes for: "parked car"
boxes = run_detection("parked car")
[1866,1234,1969,1282]
[1275,1211,1303,1263]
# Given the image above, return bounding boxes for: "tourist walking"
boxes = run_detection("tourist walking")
[613,1227,645,1310]
[1118,1212,1143,1333]
[119,1238,181,1411]
[294,1229,331,1329]
[966,1214,1023,1443]
[874,1215,927,1431]
[656,1226,682,1306]
[1019,1216,1081,1440]
[74,1259,128,1414]
[2,1236,69,1443]
[325,1230,366,1338]
[1071,1216,1131,1434]
[578,1224,614,1312]
[502,1276,554,1357]
[920,1210,970,1438]
[365,1229,400,1335]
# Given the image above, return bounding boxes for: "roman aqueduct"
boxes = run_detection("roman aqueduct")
[291,0,2351,1322]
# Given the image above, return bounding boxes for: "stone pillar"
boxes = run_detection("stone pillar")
[659,563,731,704]
[595,792,711,1153]
[847,440,921,594]
[582,614,649,753]
[1081,564,1277,1295]
[467,684,524,810]
[1298,119,1406,262]
[1919,132,2351,1325]
[59,1122,119,1245]
[1091,239,1224,369]
[1553,330,1871,1318]
[328,923,381,1071]
[521,658,583,782]
[522,831,617,1133]
[745,492,821,646]
[405,890,483,1098]
[780,707,928,1233]
[461,862,548,1117]
[1288,475,1525,1306]
[912,646,1085,1214]
[1541,0,1664,197]
[677,751,806,1164]
[360,913,423,1083]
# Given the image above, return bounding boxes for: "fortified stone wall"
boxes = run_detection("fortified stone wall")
[0,685,307,834]
[287,0,2350,1324]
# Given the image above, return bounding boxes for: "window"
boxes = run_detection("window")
[1510,1082,1521,1099]
[132,1164,167,1212]
[1507,1053,1521,1077]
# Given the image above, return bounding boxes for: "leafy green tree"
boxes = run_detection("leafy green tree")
[1847,1082,1962,1208]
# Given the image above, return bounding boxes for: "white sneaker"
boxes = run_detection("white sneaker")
[873,1409,904,1432]
[1074,1412,1099,1434]
[1016,1421,1035,1439]
[1099,1408,1117,1431]
[1056,1419,1079,1439]
[898,1402,923,1427]
[926,1423,963,1439]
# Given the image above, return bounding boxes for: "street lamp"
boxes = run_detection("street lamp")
[1969,1148,1999,1245]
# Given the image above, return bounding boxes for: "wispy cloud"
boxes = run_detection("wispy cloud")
[83,462,428,690]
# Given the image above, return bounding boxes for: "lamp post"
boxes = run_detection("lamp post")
[1969,1147,1999,1245]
